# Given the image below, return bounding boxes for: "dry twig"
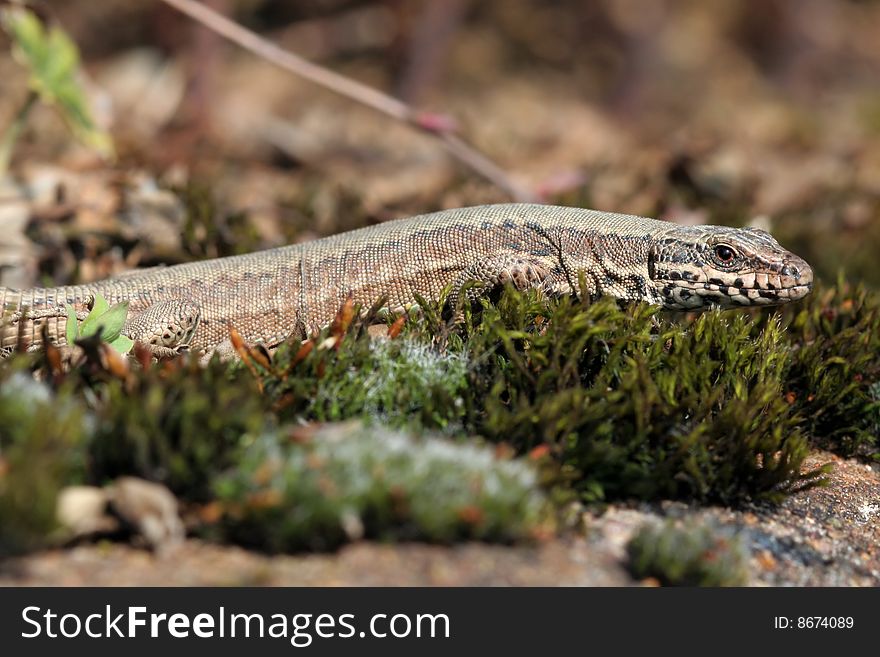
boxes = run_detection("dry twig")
[158,0,538,201]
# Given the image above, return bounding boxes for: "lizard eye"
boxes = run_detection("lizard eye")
[713,244,737,265]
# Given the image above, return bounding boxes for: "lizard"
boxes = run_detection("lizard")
[0,203,813,356]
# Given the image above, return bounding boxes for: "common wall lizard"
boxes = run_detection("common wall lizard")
[0,204,813,355]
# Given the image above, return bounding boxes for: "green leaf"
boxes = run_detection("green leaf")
[1,7,113,156]
[90,293,109,317]
[97,302,130,341]
[64,305,78,344]
[108,335,134,354]
[77,309,100,338]
[79,301,129,341]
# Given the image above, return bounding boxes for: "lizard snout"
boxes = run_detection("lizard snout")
[778,254,813,301]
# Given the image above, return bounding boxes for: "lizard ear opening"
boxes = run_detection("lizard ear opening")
[647,245,658,280]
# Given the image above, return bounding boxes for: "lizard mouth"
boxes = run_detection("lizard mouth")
[662,281,813,308]
[777,282,813,300]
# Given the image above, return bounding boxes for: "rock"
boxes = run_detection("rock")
[106,477,185,553]
[56,485,117,538]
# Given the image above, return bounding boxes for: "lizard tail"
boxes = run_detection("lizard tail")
[0,287,72,352]
[1,287,26,352]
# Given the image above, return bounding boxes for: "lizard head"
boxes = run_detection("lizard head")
[648,225,813,309]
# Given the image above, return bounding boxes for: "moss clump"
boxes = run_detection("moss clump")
[775,278,880,456]
[626,520,749,586]
[464,291,824,503]
[208,421,550,551]
[264,331,469,432]
[243,285,841,506]
[0,369,90,555]
[86,356,269,501]
[237,284,842,505]
[0,345,549,554]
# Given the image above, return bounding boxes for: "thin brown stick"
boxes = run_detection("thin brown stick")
[396,0,471,104]
[158,0,538,202]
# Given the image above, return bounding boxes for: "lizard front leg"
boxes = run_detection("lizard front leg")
[449,253,566,312]
[124,300,201,357]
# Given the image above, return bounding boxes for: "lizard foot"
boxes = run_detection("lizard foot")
[450,253,558,311]
[125,300,201,354]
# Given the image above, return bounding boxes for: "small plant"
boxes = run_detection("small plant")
[626,520,749,586]
[0,4,112,173]
[65,293,133,354]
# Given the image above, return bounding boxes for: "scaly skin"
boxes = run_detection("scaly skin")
[0,204,813,354]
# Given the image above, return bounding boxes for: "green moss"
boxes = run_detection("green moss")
[465,291,824,503]
[0,368,89,555]
[626,520,749,586]
[208,421,550,552]
[265,332,469,431]
[86,357,268,500]
[244,285,838,505]
[775,278,880,456]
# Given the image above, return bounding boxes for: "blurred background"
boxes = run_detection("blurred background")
[0,0,879,288]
